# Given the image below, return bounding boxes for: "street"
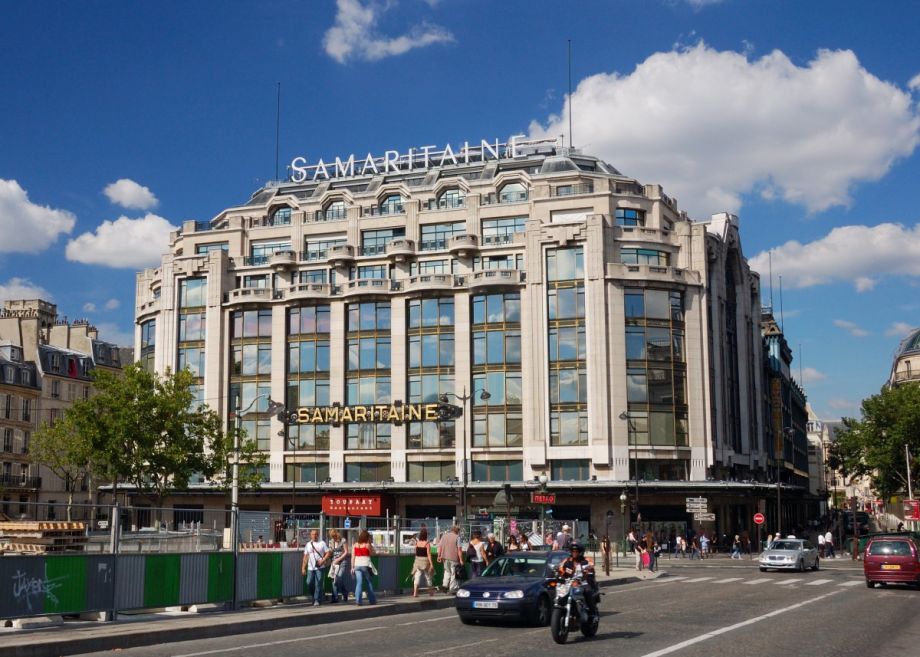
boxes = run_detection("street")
[68,557,920,657]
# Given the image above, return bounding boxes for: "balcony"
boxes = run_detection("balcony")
[481,191,529,205]
[448,234,479,257]
[0,474,42,489]
[341,278,397,297]
[467,269,525,289]
[605,262,701,285]
[286,283,333,301]
[385,239,416,262]
[481,233,524,247]
[225,287,275,304]
[313,209,347,222]
[137,298,160,316]
[893,370,920,384]
[404,274,457,293]
[425,198,465,211]
[327,244,356,266]
[364,204,404,217]
[554,183,594,197]
[418,238,448,252]
[243,255,270,266]
[270,250,297,269]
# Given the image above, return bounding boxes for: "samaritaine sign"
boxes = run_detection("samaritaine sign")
[293,402,441,424]
[289,136,558,183]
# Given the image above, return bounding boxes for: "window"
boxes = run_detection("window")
[286,462,330,483]
[2,429,11,452]
[437,188,464,209]
[304,237,346,261]
[249,240,291,265]
[21,399,31,422]
[471,459,522,481]
[195,242,229,255]
[345,462,391,482]
[179,312,207,341]
[321,200,346,221]
[178,346,206,377]
[378,194,404,215]
[51,380,61,399]
[550,459,590,480]
[481,217,526,245]
[242,274,269,289]
[346,423,392,450]
[298,269,328,284]
[474,254,524,271]
[408,461,455,482]
[621,248,669,266]
[615,208,645,227]
[288,306,331,336]
[270,207,292,225]
[361,228,405,256]
[547,246,584,281]
[549,410,588,446]
[411,259,457,276]
[179,278,206,308]
[351,264,390,280]
[499,182,528,204]
[287,424,330,451]
[22,431,29,455]
[420,222,465,251]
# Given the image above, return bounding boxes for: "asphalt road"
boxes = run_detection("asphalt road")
[71,557,920,657]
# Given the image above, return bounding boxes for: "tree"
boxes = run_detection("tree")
[833,383,920,498]
[31,413,98,520]
[58,363,266,515]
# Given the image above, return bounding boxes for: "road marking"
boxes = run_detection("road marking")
[743,578,771,585]
[838,580,861,587]
[637,590,842,657]
[397,615,456,626]
[683,577,714,583]
[805,579,834,586]
[775,579,802,586]
[422,638,500,655]
[665,576,689,581]
[172,626,385,657]
[711,577,743,584]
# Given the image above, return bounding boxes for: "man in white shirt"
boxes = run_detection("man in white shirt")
[824,530,835,558]
[817,532,826,558]
[301,529,330,606]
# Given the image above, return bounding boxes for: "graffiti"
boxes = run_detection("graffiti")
[11,569,67,612]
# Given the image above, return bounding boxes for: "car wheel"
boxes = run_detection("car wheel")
[458,613,476,625]
[759,567,767,572]
[865,580,874,588]
[797,559,805,572]
[531,595,551,627]
[812,558,820,571]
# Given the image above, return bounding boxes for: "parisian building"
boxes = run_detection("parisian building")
[0,299,125,519]
[134,138,806,538]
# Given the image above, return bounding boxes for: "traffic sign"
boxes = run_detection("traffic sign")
[753,512,765,525]
[344,517,352,529]
[694,513,716,521]
[685,497,707,504]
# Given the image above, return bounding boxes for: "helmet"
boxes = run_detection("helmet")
[570,542,584,553]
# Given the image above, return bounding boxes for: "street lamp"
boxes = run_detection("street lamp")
[619,491,628,565]
[440,387,490,520]
[538,472,549,544]
[619,412,639,521]
[779,427,793,537]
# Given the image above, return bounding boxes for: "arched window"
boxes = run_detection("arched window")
[379,194,404,215]
[437,188,464,210]
[270,207,292,225]
[323,200,346,221]
[499,182,527,204]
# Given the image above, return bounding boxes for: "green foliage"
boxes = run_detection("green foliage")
[835,383,920,498]
[31,412,97,518]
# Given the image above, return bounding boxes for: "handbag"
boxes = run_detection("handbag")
[369,561,378,576]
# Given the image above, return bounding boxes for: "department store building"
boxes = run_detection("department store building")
[135,138,794,537]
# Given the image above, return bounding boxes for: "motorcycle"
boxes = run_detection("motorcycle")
[550,574,600,644]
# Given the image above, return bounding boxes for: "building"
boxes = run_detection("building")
[0,299,125,518]
[135,138,806,538]
[889,328,920,385]
[806,404,828,517]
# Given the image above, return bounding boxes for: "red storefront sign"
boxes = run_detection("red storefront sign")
[322,494,393,516]
[532,492,556,505]
[904,499,920,521]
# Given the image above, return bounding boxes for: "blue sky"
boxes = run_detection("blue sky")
[1,0,919,422]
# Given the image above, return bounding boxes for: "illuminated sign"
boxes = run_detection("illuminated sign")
[289,136,559,183]
[323,495,393,516]
[293,403,440,425]
[532,493,556,505]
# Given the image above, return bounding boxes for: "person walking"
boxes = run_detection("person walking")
[824,530,835,558]
[467,530,488,577]
[328,529,349,603]
[301,528,330,606]
[731,534,743,559]
[485,532,504,562]
[628,529,640,570]
[699,533,710,559]
[437,525,464,593]
[351,529,377,605]
[410,528,435,597]
[553,524,573,550]
[817,531,826,558]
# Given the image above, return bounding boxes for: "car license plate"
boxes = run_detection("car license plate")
[473,601,499,609]
[882,564,901,570]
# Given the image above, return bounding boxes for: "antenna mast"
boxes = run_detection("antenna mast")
[275,82,281,181]
[568,39,573,149]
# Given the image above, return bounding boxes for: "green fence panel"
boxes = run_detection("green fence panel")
[256,552,282,600]
[43,555,87,615]
[144,554,181,608]
[207,553,234,603]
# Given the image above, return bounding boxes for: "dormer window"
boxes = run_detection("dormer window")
[322,200,346,221]
[270,207,292,225]
[379,194,404,215]
[499,182,528,204]
[437,188,464,210]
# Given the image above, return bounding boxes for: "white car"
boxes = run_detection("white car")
[759,538,819,572]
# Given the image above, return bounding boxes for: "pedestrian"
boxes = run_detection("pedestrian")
[677,535,686,558]
[690,536,700,559]
[699,533,710,559]
[467,530,488,577]
[817,531,826,558]
[628,528,640,570]
[553,524,573,550]
[731,534,742,559]
[824,530,835,558]
[301,528,330,606]
[351,529,377,605]
[767,533,774,549]
[485,532,504,562]
[328,529,349,603]
[508,534,521,552]
[410,528,435,597]
[897,521,905,532]
[437,525,464,593]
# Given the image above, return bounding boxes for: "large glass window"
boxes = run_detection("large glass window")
[379,194,404,215]
[249,240,292,265]
[615,208,645,227]
[345,462,391,482]
[437,188,464,210]
[408,461,455,482]
[287,305,331,451]
[420,222,465,251]
[140,319,156,372]
[498,183,528,204]
[471,460,523,481]
[285,462,330,483]
[320,200,346,221]
[304,237,346,261]
[361,228,405,256]
[270,207,292,225]
[481,217,526,245]
[407,298,455,450]
[620,248,670,266]
[550,459,590,481]
[179,278,206,308]
[345,302,392,451]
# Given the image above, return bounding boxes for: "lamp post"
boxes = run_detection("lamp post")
[619,412,639,522]
[778,427,792,537]
[538,472,549,546]
[440,387,490,521]
[619,491,627,567]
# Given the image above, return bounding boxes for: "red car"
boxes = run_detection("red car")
[864,536,920,588]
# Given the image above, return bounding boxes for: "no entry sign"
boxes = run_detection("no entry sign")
[753,512,765,525]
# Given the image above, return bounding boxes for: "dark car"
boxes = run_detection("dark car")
[864,536,920,588]
[455,551,568,626]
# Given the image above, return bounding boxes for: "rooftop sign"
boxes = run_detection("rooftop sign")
[289,136,559,183]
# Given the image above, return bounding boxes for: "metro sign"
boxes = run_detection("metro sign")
[532,492,556,505]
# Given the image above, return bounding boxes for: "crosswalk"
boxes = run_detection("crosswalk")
[662,575,862,589]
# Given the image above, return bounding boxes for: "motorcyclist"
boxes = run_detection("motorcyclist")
[557,542,598,619]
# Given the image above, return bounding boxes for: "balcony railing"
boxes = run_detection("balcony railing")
[481,191,529,205]
[893,370,920,383]
[554,183,594,197]
[426,198,465,211]
[482,233,517,246]
[419,238,448,251]
[313,209,347,222]
[243,255,270,266]
[0,474,42,489]
[364,204,404,217]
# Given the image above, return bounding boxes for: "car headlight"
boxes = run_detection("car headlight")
[456,589,470,598]
[503,590,524,599]
[556,582,571,596]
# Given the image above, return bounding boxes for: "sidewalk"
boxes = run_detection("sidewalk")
[0,567,662,657]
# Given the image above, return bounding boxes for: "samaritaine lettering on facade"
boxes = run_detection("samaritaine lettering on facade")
[294,403,440,424]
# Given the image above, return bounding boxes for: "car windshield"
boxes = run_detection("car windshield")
[771,541,802,551]
[868,540,913,556]
[481,556,549,577]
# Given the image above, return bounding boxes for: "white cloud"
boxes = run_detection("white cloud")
[801,367,826,384]
[909,72,920,92]
[83,302,97,313]
[0,179,75,253]
[104,298,120,311]
[0,277,52,305]
[93,322,134,348]
[529,44,920,217]
[683,0,725,8]
[103,179,158,210]
[885,321,915,337]
[834,319,869,338]
[65,214,177,269]
[751,223,920,292]
[323,0,454,64]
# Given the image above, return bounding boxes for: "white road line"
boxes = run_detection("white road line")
[637,590,842,657]
[775,579,802,586]
[665,576,689,581]
[683,577,714,583]
[172,626,385,657]
[397,615,456,626]
[422,638,499,655]
[805,579,834,586]
[711,577,743,584]
[743,578,771,585]
[839,580,861,587]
